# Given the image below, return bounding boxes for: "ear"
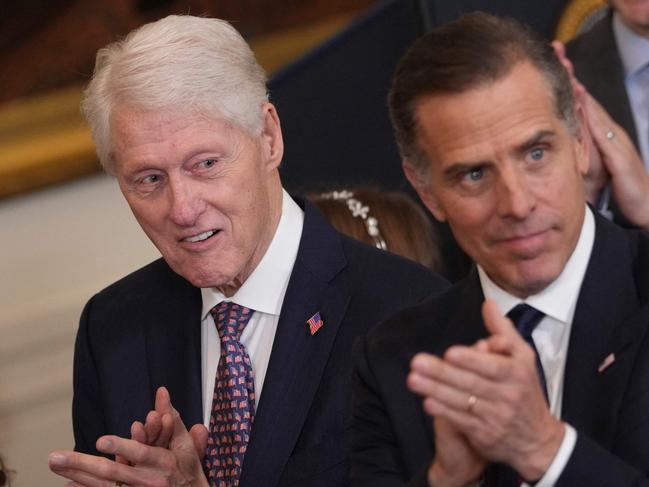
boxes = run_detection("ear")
[402,161,447,222]
[573,103,590,177]
[259,102,284,170]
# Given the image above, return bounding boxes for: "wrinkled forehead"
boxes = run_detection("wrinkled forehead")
[107,104,250,171]
[110,102,228,130]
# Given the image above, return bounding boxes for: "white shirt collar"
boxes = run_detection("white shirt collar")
[612,12,649,77]
[478,206,595,323]
[200,189,304,318]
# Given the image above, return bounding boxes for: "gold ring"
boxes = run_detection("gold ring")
[115,482,123,487]
[467,394,478,413]
[606,130,615,140]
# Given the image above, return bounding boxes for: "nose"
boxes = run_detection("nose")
[167,176,203,227]
[496,165,535,219]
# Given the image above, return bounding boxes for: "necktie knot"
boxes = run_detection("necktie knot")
[507,303,544,340]
[210,301,253,342]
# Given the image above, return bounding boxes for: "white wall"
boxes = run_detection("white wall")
[0,173,159,486]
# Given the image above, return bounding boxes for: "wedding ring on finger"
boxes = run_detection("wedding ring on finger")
[114,482,123,487]
[606,130,615,140]
[467,394,478,413]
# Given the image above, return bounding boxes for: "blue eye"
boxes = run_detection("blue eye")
[530,148,544,161]
[199,159,217,169]
[466,167,484,181]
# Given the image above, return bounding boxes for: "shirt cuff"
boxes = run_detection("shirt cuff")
[523,423,577,487]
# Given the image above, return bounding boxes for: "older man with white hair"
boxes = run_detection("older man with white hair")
[47,15,446,487]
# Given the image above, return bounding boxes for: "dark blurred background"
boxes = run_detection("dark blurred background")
[1,0,583,280]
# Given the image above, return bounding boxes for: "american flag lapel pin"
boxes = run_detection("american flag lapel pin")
[598,352,616,373]
[306,312,324,336]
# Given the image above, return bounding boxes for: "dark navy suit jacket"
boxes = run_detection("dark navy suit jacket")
[72,199,448,487]
[351,213,649,486]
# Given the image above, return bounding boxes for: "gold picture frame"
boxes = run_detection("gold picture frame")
[555,0,608,42]
[0,13,355,200]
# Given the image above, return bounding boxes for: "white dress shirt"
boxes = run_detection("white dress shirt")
[613,12,649,169]
[477,206,595,486]
[199,190,304,427]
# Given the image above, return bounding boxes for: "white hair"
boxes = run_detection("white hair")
[82,15,269,174]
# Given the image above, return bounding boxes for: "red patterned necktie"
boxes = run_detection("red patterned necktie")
[205,301,255,487]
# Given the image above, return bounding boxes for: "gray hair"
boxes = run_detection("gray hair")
[82,15,269,174]
[389,12,578,179]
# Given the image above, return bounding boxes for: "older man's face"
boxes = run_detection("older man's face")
[110,104,283,292]
[408,61,588,298]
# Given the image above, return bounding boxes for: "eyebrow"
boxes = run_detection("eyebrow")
[442,160,490,181]
[513,130,556,157]
[441,129,557,180]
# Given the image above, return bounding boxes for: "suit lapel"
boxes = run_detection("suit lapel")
[413,271,487,452]
[240,203,349,487]
[561,216,642,444]
[433,269,487,356]
[144,265,204,427]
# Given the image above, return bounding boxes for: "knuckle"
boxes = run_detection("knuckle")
[96,457,119,477]
[159,452,178,471]
[131,446,150,465]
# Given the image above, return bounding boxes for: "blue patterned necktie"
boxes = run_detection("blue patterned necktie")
[205,302,255,487]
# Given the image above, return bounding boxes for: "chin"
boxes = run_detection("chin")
[511,268,560,297]
[166,262,222,289]
[192,271,234,289]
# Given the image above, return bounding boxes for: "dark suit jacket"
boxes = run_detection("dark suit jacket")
[351,213,649,486]
[566,10,638,150]
[72,199,448,487]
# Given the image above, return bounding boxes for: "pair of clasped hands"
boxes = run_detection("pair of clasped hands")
[49,300,557,487]
[408,300,564,487]
[49,387,210,487]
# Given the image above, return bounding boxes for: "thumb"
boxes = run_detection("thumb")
[189,424,209,460]
[482,299,518,339]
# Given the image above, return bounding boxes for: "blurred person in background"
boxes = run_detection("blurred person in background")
[564,0,649,225]
[310,187,443,273]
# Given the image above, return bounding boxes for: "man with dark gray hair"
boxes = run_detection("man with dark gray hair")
[47,14,446,487]
[352,12,649,487]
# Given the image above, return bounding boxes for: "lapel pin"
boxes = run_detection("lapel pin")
[306,312,324,336]
[598,352,616,373]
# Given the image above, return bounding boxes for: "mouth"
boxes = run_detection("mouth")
[182,229,219,243]
[496,229,551,254]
